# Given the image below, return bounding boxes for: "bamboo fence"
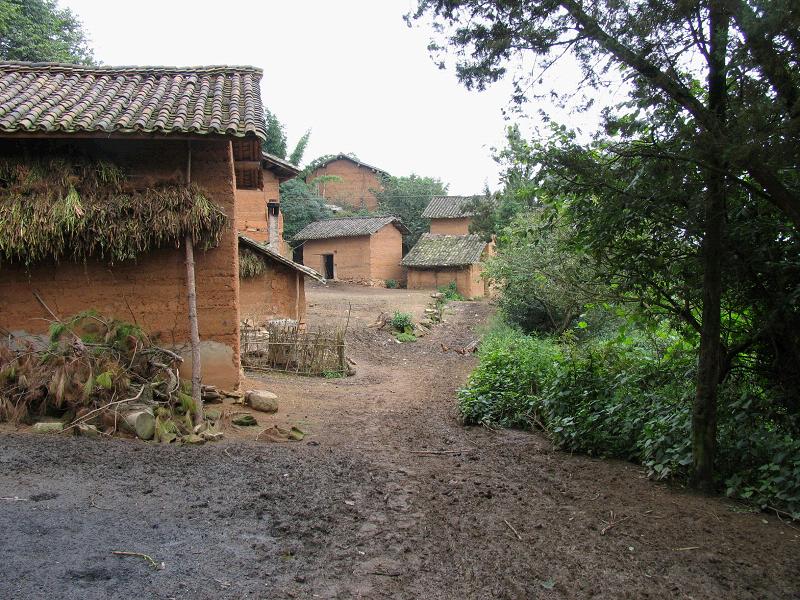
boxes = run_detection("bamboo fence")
[241,319,349,377]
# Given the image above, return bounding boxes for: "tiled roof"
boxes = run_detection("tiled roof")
[239,235,324,282]
[422,195,480,219]
[401,234,487,267]
[0,61,266,139]
[311,153,390,177]
[293,215,408,241]
[262,152,300,180]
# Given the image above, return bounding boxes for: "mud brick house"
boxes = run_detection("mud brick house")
[235,150,298,255]
[0,61,318,389]
[422,195,479,235]
[306,154,389,211]
[293,216,408,285]
[238,235,323,326]
[236,152,323,325]
[401,234,489,298]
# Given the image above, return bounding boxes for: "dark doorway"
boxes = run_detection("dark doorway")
[323,254,335,279]
[293,245,303,264]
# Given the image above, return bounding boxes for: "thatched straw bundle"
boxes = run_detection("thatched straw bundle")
[239,246,268,278]
[0,157,228,265]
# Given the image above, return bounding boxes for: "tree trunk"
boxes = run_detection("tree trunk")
[692,0,729,492]
[185,233,204,425]
[185,141,203,425]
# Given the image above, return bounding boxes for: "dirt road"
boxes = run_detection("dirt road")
[1,284,798,599]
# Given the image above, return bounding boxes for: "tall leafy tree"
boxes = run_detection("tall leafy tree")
[262,110,287,159]
[411,0,800,489]
[288,129,311,166]
[280,178,333,242]
[0,0,94,63]
[375,174,448,251]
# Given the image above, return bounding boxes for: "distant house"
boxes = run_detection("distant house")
[238,236,324,326]
[0,61,320,389]
[235,152,324,326]
[422,195,480,236]
[401,234,489,298]
[293,216,408,285]
[306,154,389,211]
[235,150,302,257]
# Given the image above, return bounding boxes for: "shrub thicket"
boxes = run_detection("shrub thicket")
[459,318,800,517]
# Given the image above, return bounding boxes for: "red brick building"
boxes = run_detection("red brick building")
[0,61,319,388]
[306,154,389,211]
[401,234,490,298]
[422,195,480,235]
[293,216,408,285]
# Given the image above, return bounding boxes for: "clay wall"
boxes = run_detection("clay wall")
[369,225,405,284]
[0,137,241,388]
[235,169,283,249]
[301,236,371,283]
[429,217,472,236]
[406,263,486,298]
[240,261,305,325]
[307,159,383,210]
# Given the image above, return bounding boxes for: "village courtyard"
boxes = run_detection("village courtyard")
[1,282,797,600]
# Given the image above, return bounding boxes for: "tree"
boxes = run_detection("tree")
[288,129,311,166]
[262,111,312,166]
[375,174,448,251]
[262,110,287,159]
[280,178,333,242]
[411,0,800,490]
[0,0,94,63]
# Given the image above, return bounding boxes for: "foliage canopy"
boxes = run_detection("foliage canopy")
[0,0,94,63]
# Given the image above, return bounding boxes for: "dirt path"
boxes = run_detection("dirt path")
[1,284,798,599]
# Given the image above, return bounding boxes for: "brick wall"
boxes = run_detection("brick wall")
[235,169,282,248]
[301,236,371,282]
[307,159,384,210]
[369,225,405,283]
[406,264,486,298]
[0,137,242,388]
[240,262,305,325]
[429,217,473,236]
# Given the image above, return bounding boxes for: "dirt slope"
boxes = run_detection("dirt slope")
[0,286,797,599]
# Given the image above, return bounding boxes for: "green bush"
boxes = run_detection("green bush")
[459,317,800,517]
[438,281,465,301]
[385,279,399,289]
[394,332,417,343]
[390,311,413,333]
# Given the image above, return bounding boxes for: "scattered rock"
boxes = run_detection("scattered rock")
[219,389,244,399]
[77,423,101,438]
[246,390,278,413]
[288,427,305,441]
[32,421,64,433]
[232,414,258,427]
[201,431,224,442]
[204,409,221,421]
[121,408,155,440]
[183,434,206,445]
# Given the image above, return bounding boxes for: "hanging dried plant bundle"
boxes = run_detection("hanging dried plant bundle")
[0,157,228,265]
[238,246,269,278]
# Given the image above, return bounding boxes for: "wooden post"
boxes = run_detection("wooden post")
[295,272,300,322]
[185,142,204,424]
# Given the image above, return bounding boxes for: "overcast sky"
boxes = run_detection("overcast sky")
[59,0,527,194]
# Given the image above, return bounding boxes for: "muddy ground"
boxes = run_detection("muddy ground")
[1,283,798,599]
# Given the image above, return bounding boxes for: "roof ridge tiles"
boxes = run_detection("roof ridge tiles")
[0,62,267,139]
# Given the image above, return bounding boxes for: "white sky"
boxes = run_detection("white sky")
[61,0,521,195]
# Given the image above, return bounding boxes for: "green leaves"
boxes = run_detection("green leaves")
[375,174,448,251]
[0,0,94,63]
